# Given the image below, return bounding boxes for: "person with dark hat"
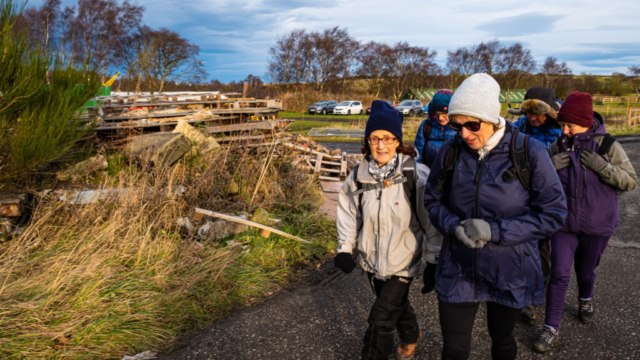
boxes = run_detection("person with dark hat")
[532,92,637,353]
[508,87,563,322]
[334,100,442,360]
[414,90,457,168]
[508,87,562,148]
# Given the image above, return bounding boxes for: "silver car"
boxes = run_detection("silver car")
[395,100,423,117]
[308,100,338,115]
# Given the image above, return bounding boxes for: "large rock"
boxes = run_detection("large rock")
[251,208,270,225]
[56,155,108,182]
[173,120,220,154]
[123,132,191,167]
[197,219,248,242]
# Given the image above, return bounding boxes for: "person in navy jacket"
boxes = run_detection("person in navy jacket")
[414,90,457,167]
[423,74,567,360]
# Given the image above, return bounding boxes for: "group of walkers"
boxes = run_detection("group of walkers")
[334,73,638,360]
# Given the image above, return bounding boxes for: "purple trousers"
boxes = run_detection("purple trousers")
[544,231,610,330]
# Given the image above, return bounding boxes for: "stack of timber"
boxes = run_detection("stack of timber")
[242,134,362,182]
[85,92,284,143]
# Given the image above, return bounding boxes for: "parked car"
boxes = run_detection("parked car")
[333,101,363,115]
[366,100,394,114]
[308,100,338,114]
[395,100,423,117]
[422,101,430,115]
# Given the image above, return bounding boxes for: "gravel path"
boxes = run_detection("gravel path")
[159,142,640,360]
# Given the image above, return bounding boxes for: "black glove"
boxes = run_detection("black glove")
[421,263,437,294]
[334,253,356,274]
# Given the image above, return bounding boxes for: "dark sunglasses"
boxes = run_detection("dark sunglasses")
[449,119,482,132]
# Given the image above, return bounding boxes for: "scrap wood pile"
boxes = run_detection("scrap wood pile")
[242,133,363,182]
[85,92,284,144]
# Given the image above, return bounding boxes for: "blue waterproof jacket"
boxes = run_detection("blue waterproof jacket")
[514,116,562,148]
[415,118,457,167]
[424,122,567,308]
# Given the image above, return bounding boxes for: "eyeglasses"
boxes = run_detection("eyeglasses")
[367,136,397,145]
[449,119,482,132]
[432,112,448,119]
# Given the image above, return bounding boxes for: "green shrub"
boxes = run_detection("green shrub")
[0,0,101,185]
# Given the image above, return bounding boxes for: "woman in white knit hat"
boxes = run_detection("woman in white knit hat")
[423,73,568,359]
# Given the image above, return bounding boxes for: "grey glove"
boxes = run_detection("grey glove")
[551,152,571,171]
[460,219,492,248]
[580,149,609,172]
[454,225,475,248]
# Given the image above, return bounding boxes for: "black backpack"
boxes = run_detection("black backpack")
[434,127,532,203]
[352,158,426,234]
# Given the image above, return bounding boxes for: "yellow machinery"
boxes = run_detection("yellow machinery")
[103,72,120,88]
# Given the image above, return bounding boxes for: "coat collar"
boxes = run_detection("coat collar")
[357,153,410,183]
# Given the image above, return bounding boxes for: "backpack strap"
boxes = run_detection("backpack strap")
[401,158,428,238]
[352,164,364,233]
[598,133,616,157]
[502,128,532,191]
[421,121,433,164]
[434,139,461,204]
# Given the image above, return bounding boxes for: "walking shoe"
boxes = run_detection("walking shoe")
[532,326,558,353]
[579,299,594,324]
[520,305,536,323]
[395,331,421,360]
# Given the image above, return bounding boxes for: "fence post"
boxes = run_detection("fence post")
[629,108,633,127]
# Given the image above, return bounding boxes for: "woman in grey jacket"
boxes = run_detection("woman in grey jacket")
[334,100,442,360]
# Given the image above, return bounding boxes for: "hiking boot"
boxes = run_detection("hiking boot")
[579,299,594,324]
[395,331,421,360]
[520,305,536,323]
[532,326,558,353]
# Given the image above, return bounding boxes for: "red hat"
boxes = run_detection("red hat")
[558,92,593,128]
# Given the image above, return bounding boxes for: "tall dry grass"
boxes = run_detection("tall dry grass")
[0,141,336,359]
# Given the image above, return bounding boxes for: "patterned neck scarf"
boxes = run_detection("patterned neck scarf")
[368,153,398,182]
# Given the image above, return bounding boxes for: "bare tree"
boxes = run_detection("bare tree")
[22,0,61,51]
[476,40,501,74]
[312,27,351,91]
[337,36,360,94]
[629,66,640,96]
[541,56,572,97]
[141,28,208,93]
[496,43,536,105]
[386,43,437,100]
[357,42,391,97]
[267,29,301,89]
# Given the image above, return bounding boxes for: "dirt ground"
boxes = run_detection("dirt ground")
[159,142,640,360]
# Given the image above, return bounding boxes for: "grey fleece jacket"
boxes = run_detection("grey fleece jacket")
[336,154,443,279]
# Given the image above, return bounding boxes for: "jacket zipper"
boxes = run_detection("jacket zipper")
[376,188,382,276]
[473,156,487,302]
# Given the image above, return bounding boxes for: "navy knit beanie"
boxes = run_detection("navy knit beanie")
[428,91,453,117]
[365,100,404,143]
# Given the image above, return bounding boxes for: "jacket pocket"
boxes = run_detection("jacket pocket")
[477,243,526,291]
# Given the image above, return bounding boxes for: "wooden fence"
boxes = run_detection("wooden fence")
[628,108,640,127]
[601,96,640,103]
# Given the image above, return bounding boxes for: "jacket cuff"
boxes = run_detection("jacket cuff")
[489,221,500,244]
[337,242,353,253]
[448,220,460,236]
[597,162,613,175]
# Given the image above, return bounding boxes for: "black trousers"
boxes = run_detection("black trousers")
[362,273,420,360]
[439,301,521,360]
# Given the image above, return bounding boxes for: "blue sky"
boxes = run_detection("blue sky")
[31,0,640,82]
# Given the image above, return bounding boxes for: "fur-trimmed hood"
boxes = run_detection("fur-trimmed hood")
[507,98,558,119]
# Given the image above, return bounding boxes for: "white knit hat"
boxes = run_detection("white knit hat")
[449,73,506,128]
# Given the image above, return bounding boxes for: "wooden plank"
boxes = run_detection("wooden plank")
[194,208,311,244]
[340,153,348,180]
[206,120,289,134]
[314,153,323,173]
[319,167,341,174]
[319,176,341,182]
[310,158,341,166]
[95,115,240,131]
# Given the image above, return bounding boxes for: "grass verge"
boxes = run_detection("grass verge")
[0,144,337,359]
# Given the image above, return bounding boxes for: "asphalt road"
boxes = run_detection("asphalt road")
[159,142,640,360]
